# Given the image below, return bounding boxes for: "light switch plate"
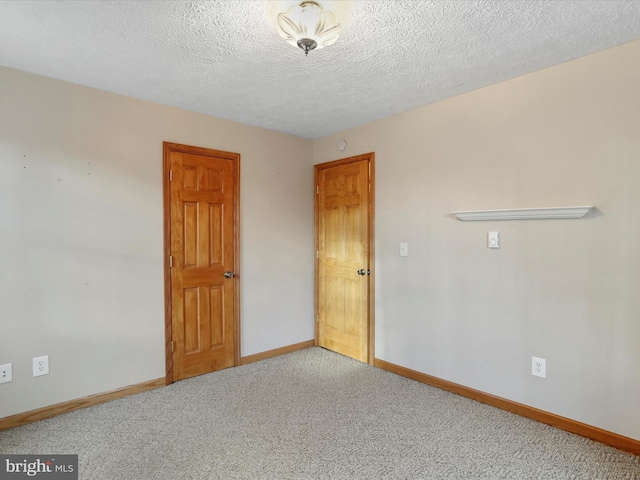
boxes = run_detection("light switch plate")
[399,243,408,257]
[488,232,500,249]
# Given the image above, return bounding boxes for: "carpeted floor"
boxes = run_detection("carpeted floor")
[1,347,638,479]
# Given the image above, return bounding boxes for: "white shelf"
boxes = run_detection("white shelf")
[452,206,593,221]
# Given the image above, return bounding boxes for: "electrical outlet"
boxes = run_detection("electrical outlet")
[532,356,546,378]
[33,355,49,377]
[0,363,12,384]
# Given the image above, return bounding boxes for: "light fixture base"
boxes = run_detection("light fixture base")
[297,38,318,56]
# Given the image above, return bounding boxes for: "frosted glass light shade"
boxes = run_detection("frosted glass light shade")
[277,1,340,55]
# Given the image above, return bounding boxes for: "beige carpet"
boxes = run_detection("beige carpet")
[1,347,638,479]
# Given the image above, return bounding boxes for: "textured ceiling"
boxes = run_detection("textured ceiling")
[1,1,640,139]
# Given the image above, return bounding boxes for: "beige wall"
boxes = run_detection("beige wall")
[313,39,640,440]
[0,67,315,418]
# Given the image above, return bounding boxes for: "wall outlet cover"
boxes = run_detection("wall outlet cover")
[33,355,49,377]
[532,356,546,378]
[0,363,12,384]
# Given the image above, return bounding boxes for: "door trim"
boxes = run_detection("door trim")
[163,142,241,384]
[314,152,375,365]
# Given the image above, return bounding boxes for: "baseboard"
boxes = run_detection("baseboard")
[0,341,315,431]
[374,358,640,456]
[0,377,166,432]
[240,340,315,365]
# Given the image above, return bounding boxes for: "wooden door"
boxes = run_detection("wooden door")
[315,153,374,363]
[163,142,240,383]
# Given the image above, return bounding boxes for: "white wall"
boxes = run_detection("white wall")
[313,39,640,440]
[0,67,314,418]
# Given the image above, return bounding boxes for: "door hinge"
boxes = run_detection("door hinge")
[316,185,319,195]
[317,250,319,259]
[169,170,173,182]
[316,314,319,323]
[171,341,174,353]
[169,256,173,267]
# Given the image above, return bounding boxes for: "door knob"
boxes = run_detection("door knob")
[357,269,366,276]
[224,271,235,278]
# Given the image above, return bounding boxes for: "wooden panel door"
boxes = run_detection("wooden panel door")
[316,154,374,363]
[164,143,239,382]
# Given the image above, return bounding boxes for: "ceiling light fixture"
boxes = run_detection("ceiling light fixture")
[277,1,341,56]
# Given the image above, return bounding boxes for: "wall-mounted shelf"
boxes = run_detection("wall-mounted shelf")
[452,206,593,221]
